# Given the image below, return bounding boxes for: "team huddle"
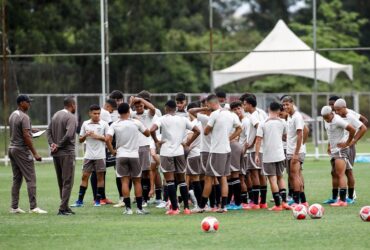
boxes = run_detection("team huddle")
[8,91,367,215]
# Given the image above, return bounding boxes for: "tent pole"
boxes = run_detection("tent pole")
[312,0,319,159]
[209,0,214,93]
[100,0,106,105]
[2,0,9,166]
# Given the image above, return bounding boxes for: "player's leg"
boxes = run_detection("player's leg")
[331,158,347,206]
[9,149,24,212]
[257,154,268,208]
[289,158,302,205]
[346,169,355,201]
[121,176,132,214]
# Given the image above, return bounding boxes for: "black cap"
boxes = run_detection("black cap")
[16,95,33,104]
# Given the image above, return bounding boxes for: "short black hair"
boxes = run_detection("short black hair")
[118,103,130,114]
[105,99,117,109]
[206,94,218,102]
[64,96,76,107]
[239,93,256,102]
[245,96,257,107]
[230,101,242,110]
[109,90,124,100]
[280,104,284,112]
[165,100,177,110]
[175,92,186,102]
[329,95,340,102]
[187,101,200,110]
[269,102,281,112]
[89,104,101,111]
[216,91,226,99]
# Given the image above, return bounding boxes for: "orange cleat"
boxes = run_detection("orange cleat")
[282,202,292,210]
[330,201,348,207]
[166,209,180,215]
[259,203,268,209]
[183,208,192,215]
[268,205,283,211]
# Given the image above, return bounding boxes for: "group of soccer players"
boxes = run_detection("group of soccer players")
[9,90,367,215]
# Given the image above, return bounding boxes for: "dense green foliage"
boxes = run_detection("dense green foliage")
[3,0,370,95]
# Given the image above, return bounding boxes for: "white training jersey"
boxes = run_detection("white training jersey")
[155,114,194,157]
[286,111,305,155]
[239,116,250,148]
[324,114,349,154]
[111,110,119,122]
[280,118,288,150]
[246,110,262,153]
[197,113,211,153]
[108,118,147,158]
[131,109,155,147]
[347,108,361,120]
[100,108,112,124]
[186,119,202,158]
[80,119,109,160]
[256,118,286,163]
[207,109,241,154]
[343,112,363,139]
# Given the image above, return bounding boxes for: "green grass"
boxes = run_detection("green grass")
[1,159,370,250]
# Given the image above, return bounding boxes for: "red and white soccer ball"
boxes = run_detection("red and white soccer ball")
[292,204,307,220]
[308,204,325,219]
[359,206,370,222]
[201,216,219,232]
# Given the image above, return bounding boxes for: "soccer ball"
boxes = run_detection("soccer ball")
[292,204,307,220]
[308,204,324,219]
[201,216,219,232]
[359,206,370,222]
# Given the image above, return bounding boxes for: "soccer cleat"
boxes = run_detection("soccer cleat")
[9,207,26,214]
[281,202,292,210]
[242,203,252,210]
[259,203,268,209]
[191,206,203,213]
[268,205,283,211]
[353,190,357,200]
[288,199,295,206]
[29,207,48,214]
[301,202,309,208]
[123,208,133,215]
[136,209,149,215]
[165,209,180,215]
[94,201,101,207]
[289,203,299,208]
[226,204,235,210]
[113,200,125,208]
[155,201,167,209]
[66,208,76,215]
[101,198,114,205]
[346,198,355,204]
[233,205,242,210]
[142,201,148,208]
[323,198,337,204]
[211,207,219,212]
[216,208,227,213]
[183,208,192,215]
[330,201,348,207]
[57,209,75,216]
[70,200,84,207]
[248,204,260,210]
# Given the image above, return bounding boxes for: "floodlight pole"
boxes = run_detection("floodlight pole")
[100,0,106,105]
[2,0,9,165]
[312,0,319,159]
[209,0,214,93]
[104,0,110,95]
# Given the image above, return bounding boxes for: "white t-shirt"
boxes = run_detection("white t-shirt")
[207,109,241,154]
[286,111,305,154]
[197,113,211,153]
[246,110,263,153]
[80,119,109,160]
[347,109,361,120]
[256,118,286,163]
[257,108,268,121]
[186,119,202,158]
[155,114,194,157]
[108,118,147,158]
[324,114,349,154]
[281,119,288,150]
[343,112,363,139]
[176,110,188,118]
[111,110,119,122]
[131,109,155,147]
[100,108,112,124]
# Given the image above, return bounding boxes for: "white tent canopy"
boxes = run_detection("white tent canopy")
[213,20,353,89]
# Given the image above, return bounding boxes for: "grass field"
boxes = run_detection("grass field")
[1,159,370,250]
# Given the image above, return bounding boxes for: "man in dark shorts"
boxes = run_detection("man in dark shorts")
[47,96,78,215]
[8,95,47,214]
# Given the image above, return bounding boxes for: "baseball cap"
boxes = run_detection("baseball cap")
[16,95,33,104]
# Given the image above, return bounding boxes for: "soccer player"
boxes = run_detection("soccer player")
[328,95,368,126]
[47,96,78,215]
[321,106,356,207]
[255,102,291,211]
[129,95,157,207]
[216,91,230,109]
[106,103,150,215]
[240,95,268,209]
[175,92,188,117]
[327,99,367,204]
[282,96,308,207]
[8,95,47,214]
[150,100,200,215]
[70,105,109,207]
[197,94,242,213]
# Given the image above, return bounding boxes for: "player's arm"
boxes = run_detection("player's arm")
[359,114,368,126]
[327,143,331,155]
[254,136,262,164]
[229,126,242,141]
[204,125,212,136]
[185,126,200,147]
[23,128,41,161]
[303,124,309,144]
[294,129,303,156]
[188,107,209,118]
[90,133,106,142]
[150,124,159,143]
[247,123,258,149]
[352,124,367,145]
[136,97,156,117]
[142,129,150,137]
[338,124,355,148]
[105,135,116,155]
